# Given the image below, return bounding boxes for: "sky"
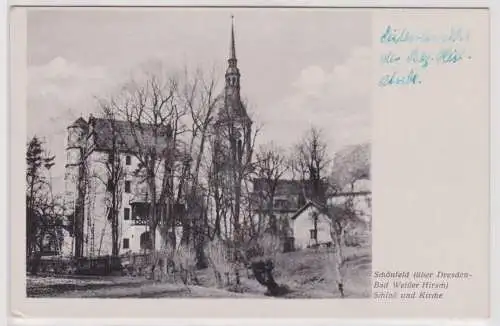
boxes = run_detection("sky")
[27,7,372,194]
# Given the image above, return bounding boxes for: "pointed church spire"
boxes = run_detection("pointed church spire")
[230,14,236,61]
[224,14,242,116]
[225,14,240,83]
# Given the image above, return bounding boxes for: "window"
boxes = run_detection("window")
[126,155,131,165]
[124,208,130,220]
[310,229,317,240]
[123,238,130,249]
[125,181,131,193]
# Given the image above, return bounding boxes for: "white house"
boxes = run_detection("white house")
[290,179,372,250]
[290,201,332,250]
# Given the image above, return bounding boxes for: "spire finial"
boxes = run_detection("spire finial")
[229,14,236,61]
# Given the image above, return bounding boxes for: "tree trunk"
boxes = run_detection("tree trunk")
[27,181,36,263]
[332,226,345,298]
[194,209,208,269]
[148,175,158,250]
[30,237,45,275]
[111,190,119,256]
[74,151,87,258]
[314,214,319,246]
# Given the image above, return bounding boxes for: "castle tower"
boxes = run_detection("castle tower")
[64,117,88,258]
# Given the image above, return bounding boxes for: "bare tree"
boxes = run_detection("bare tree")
[290,127,331,245]
[26,136,64,274]
[207,100,261,287]
[212,113,260,241]
[331,143,370,192]
[325,143,371,298]
[252,142,289,236]
[97,63,187,252]
[89,111,127,257]
[177,67,222,267]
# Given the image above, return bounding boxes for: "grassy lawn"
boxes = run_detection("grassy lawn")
[27,245,371,298]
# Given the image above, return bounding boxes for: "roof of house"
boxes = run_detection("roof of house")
[252,178,328,197]
[86,117,173,154]
[290,200,327,220]
[290,189,372,221]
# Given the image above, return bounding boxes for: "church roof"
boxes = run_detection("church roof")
[215,97,251,124]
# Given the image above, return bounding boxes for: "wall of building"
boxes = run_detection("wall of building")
[291,206,332,250]
[63,148,180,256]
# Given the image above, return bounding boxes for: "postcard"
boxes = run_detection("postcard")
[9,4,490,320]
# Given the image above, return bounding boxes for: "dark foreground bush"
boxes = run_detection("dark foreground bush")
[250,259,290,297]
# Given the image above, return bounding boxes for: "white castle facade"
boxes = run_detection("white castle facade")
[63,117,178,257]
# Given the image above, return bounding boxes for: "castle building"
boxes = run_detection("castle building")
[63,117,175,257]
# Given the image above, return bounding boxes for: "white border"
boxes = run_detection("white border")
[3,1,9,326]
[4,0,493,8]
[4,0,497,325]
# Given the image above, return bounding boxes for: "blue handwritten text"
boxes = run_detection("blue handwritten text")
[380,25,470,44]
[378,69,421,87]
[380,52,401,64]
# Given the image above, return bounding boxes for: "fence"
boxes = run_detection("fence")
[29,255,125,276]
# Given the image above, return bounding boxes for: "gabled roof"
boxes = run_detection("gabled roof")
[290,200,327,221]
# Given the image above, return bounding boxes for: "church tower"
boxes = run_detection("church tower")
[214,16,252,165]
[212,16,253,237]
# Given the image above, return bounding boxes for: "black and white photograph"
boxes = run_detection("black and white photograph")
[25,8,372,299]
